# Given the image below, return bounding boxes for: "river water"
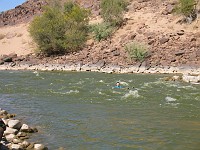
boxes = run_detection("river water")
[0,70,200,149]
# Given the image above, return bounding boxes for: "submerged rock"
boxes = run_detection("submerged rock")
[182,74,200,83]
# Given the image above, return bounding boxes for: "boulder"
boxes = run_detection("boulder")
[2,118,8,125]
[3,56,13,62]
[21,140,30,148]
[10,144,23,150]
[0,60,4,65]
[174,50,185,56]
[13,138,22,144]
[159,37,169,44]
[20,124,38,133]
[163,76,181,81]
[100,66,113,74]
[162,4,174,15]
[177,30,185,36]
[182,74,200,83]
[26,142,34,149]
[34,144,46,150]
[17,131,27,138]
[0,110,8,115]
[5,134,16,142]
[20,124,29,132]
[138,62,146,73]
[8,119,22,129]
[81,64,91,71]
[4,127,18,135]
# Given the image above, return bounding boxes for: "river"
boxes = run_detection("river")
[0,70,200,149]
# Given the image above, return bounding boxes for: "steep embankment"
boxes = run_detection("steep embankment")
[0,0,200,69]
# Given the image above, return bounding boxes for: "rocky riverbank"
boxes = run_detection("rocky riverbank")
[0,0,200,84]
[0,53,200,84]
[0,108,48,150]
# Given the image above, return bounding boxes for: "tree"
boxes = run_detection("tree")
[29,1,89,55]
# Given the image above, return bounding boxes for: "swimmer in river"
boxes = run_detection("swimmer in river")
[113,82,134,89]
[114,82,123,89]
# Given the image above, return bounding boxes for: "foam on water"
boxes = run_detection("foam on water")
[5,84,14,87]
[122,90,140,99]
[119,81,129,86]
[75,81,84,85]
[165,96,177,102]
[66,90,79,94]
[112,90,122,94]
[99,80,104,83]
[50,90,79,95]
[142,80,164,87]
[33,71,39,76]
[165,82,197,90]
[163,96,180,108]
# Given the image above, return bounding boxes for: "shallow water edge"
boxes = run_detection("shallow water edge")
[0,62,200,75]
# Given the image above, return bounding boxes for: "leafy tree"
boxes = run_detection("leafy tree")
[29,1,89,55]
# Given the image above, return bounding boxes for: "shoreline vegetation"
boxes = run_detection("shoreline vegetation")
[0,108,48,150]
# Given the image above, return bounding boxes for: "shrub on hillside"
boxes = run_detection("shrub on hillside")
[125,42,148,62]
[174,0,196,20]
[29,1,89,55]
[100,0,127,26]
[90,23,114,41]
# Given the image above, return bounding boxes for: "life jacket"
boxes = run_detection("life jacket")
[114,86,122,89]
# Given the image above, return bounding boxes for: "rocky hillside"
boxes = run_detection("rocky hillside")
[55,0,200,68]
[0,0,200,69]
[0,0,100,27]
[0,0,47,27]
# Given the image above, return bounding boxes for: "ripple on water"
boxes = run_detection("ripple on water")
[165,96,177,102]
[49,89,79,95]
[162,96,180,108]
[122,90,140,99]
[1,71,200,149]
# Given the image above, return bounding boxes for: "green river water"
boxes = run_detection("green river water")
[0,70,200,150]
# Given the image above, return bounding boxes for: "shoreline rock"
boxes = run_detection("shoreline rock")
[0,108,48,150]
[0,61,200,84]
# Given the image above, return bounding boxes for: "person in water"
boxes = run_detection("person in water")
[114,82,123,89]
[0,116,6,142]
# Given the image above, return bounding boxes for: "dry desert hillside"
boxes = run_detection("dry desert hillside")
[0,0,200,68]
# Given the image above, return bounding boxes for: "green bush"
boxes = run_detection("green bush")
[174,0,196,17]
[125,42,148,62]
[90,23,114,41]
[100,0,127,26]
[29,1,89,55]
